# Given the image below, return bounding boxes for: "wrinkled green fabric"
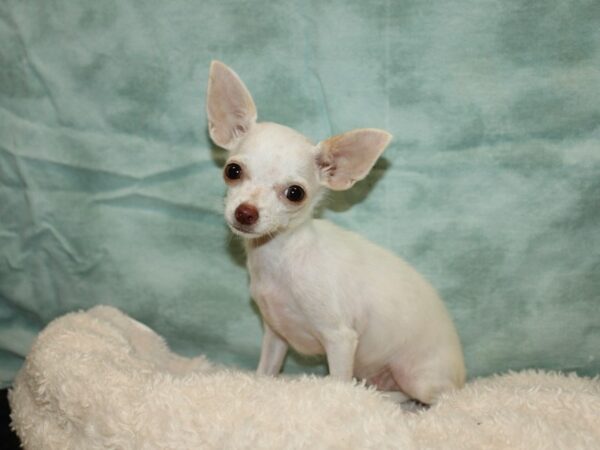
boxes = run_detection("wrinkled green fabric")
[1,0,599,387]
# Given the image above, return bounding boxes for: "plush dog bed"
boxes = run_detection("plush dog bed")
[9,306,600,449]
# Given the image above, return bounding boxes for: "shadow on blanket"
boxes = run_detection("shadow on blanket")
[9,306,600,449]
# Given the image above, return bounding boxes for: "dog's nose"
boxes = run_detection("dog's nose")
[235,203,259,226]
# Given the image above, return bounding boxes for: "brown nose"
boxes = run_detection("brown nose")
[235,203,259,226]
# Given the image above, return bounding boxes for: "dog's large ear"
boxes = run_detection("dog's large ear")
[316,129,392,191]
[206,61,257,151]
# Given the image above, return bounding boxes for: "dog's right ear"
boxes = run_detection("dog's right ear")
[206,61,257,151]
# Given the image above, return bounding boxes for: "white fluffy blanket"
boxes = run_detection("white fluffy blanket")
[9,306,600,449]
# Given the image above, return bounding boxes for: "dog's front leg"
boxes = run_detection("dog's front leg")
[324,328,358,381]
[256,321,288,376]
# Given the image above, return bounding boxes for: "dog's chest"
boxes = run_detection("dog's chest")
[247,244,325,355]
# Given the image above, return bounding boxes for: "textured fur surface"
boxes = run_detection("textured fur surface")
[10,307,600,450]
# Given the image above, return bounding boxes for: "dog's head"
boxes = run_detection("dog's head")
[206,61,392,239]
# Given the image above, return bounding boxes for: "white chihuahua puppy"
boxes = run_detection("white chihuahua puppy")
[206,61,465,404]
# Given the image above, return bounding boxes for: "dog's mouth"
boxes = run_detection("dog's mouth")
[227,221,282,241]
[228,222,263,238]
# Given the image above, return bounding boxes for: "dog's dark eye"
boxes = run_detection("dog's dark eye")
[224,163,242,180]
[285,185,305,202]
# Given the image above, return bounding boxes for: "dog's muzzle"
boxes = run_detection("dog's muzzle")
[234,203,259,226]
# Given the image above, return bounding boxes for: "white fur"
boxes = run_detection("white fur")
[207,61,465,404]
[10,306,600,449]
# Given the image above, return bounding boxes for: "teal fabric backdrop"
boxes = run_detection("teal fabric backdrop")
[1,0,599,387]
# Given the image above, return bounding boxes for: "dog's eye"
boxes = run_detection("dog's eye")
[285,185,305,202]
[224,163,242,180]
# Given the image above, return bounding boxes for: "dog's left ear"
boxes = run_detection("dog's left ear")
[316,129,392,191]
[206,61,257,151]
